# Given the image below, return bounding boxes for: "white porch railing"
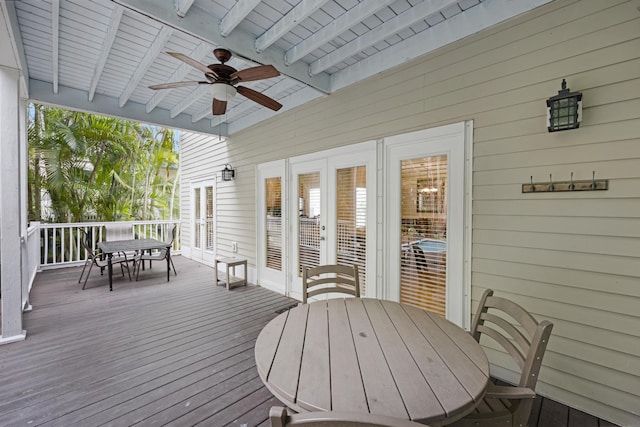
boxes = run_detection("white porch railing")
[37,220,181,270]
[22,221,40,310]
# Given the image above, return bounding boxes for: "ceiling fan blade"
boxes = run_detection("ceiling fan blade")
[237,86,283,111]
[167,52,218,79]
[149,81,208,90]
[212,98,227,115]
[230,65,280,82]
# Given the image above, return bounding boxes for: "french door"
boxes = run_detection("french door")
[287,143,376,301]
[386,122,470,327]
[191,179,216,265]
[256,160,287,294]
[255,125,470,325]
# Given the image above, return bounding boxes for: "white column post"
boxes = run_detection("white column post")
[20,98,32,313]
[0,65,27,344]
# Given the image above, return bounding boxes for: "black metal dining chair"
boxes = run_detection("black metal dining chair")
[78,229,131,289]
[134,224,177,280]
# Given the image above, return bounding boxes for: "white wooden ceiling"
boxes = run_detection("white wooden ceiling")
[5,0,551,136]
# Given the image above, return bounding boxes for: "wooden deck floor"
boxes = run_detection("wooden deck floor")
[0,256,618,426]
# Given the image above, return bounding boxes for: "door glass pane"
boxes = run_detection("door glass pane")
[194,188,201,249]
[400,155,448,316]
[336,166,367,294]
[206,186,214,251]
[266,177,282,271]
[298,172,320,276]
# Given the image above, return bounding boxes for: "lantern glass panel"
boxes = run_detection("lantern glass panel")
[550,97,579,131]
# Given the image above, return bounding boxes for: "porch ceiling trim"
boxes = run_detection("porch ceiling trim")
[29,79,225,136]
[1,0,29,97]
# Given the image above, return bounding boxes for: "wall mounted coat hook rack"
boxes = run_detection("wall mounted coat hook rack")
[522,171,608,193]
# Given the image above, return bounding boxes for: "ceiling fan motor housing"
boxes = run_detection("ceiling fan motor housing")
[211,82,237,101]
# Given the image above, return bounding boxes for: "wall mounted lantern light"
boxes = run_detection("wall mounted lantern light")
[221,164,235,181]
[546,79,582,132]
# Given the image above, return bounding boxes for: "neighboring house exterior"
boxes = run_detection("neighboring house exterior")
[178,0,640,425]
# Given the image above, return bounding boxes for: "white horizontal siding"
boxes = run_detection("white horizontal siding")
[177,0,640,424]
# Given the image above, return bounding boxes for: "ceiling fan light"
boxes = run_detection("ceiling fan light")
[211,83,237,101]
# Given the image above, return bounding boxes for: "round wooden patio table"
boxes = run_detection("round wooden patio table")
[255,298,489,426]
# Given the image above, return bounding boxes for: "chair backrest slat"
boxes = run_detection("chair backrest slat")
[302,264,360,304]
[480,312,531,357]
[484,295,539,337]
[476,324,526,370]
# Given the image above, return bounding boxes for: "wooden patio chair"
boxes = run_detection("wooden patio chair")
[269,407,427,427]
[134,224,177,280]
[302,264,360,304]
[78,229,132,289]
[449,289,554,427]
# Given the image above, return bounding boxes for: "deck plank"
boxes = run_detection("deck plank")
[0,257,294,427]
[0,256,619,427]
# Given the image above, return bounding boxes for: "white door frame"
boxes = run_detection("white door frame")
[256,160,287,294]
[190,178,217,266]
[288,157,328,301]
[384,121,473,328]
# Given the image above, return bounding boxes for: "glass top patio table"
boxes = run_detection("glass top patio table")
[255,298,489,426]
[98,238,171,291]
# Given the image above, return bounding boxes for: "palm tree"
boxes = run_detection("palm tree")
[28,105,179,223]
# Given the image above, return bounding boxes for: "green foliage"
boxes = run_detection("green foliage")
[28,104,180,222]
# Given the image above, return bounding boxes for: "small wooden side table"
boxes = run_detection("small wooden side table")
[215,257,248,290]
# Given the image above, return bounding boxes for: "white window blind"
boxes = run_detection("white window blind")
[298,173,320,275]
[337,166,367,294]
[194,188,201,249]
[206,186,214,251]
[265,177,282,271]
[400,155,448,316]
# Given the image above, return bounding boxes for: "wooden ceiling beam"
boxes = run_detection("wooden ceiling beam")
[170,84,209,118]
[118,26,172,108]
[255,0,329,53]
[219,0,261,37]
[331,0,553,91]
[174,0,195,18]
[146,41,210,113]
[285,0,395,66]
[310,0,459,76]
[89,5,123,102]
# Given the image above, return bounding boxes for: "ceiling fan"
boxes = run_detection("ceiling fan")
[149,48,283,116]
